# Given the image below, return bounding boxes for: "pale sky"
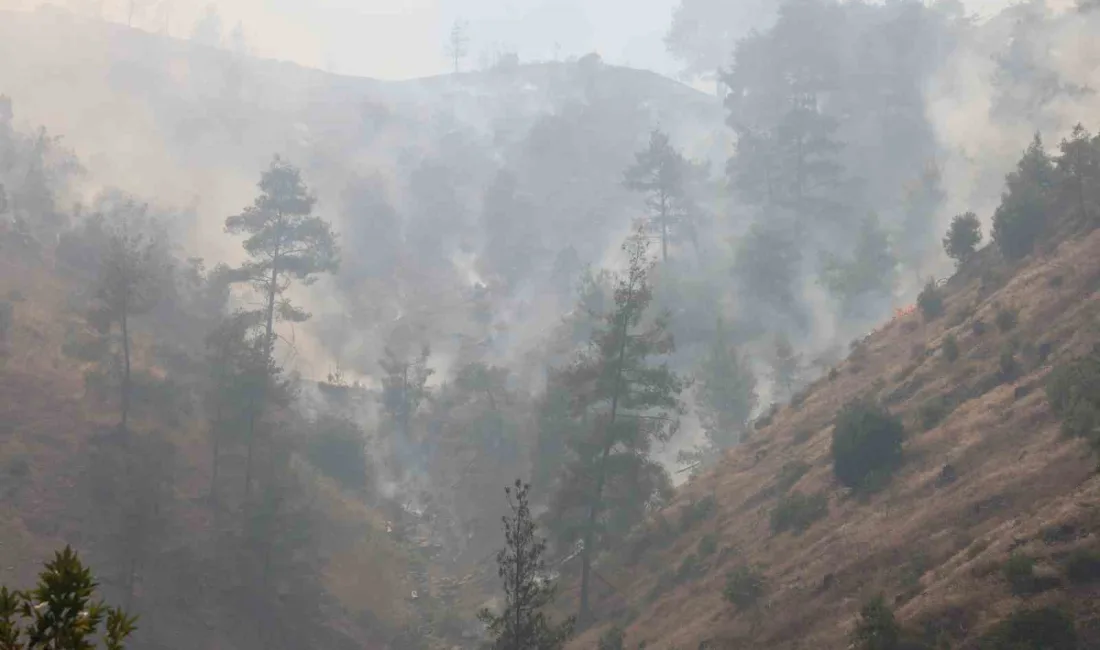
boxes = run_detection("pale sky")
[5,0,1019,81]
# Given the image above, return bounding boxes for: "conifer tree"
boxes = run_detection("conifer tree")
[624,129,704,261]
[992,134,1056,260]
[1055,123,1100,225]
[551,228,683,624]
[90,207,163,431]
[695,319,757,451]
[478,480,574,650]
[225,156,338,495]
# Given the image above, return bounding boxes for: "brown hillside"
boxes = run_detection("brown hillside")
[566,229,1100,650]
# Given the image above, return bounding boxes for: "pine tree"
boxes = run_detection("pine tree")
[225,156,338,495]
[379,343,434,445]
[624,129,704,261]
[551,229,684,624]
[822,214,897,318]
[478,481,574,650]
[1056,123,1100,225]
[695,319,757,451]
[992,134,1056,260]
[90,205,163,431]
[0,546,137,650]
[942,212,982,265]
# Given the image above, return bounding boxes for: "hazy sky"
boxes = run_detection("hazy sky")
[6,0,1020,81]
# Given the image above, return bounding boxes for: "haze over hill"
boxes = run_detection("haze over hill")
[2,1,1100,649]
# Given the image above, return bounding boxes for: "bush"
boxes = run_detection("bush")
[770,491,828,535]
[1065,548,1100,585]
[598,625,625,650]
[995,306,1019,332]
[1004,552,1036,595]
[918,396,951,431]
[943,212,982,264]
[697,533,719,558]
[723,565,765,610]
[942,334,959,362]
[851,594,900,650]
[679,495,717,531]
[999,347,1020,382]
[832,397,905,490]
[305,416,368,489]
[0,301,11,343]
[979,607,1076,650]
[917,280,945,321]
[972,319,987,336]
[1045,349,1100,447]
[775,460,811,493]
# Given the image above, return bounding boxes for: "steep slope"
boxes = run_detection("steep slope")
[563,230,1100,649]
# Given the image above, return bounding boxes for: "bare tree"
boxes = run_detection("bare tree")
[447,19,470,73]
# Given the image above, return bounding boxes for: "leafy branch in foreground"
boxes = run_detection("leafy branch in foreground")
[0,545,137,649]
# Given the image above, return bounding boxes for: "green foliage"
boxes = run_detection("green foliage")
[694,319,757,452]
[697,533,719,558]
[979,607,1076,650]
[775,461,811,494]
[851,595,900,650]
[0,546,137,649]
[995,306,1019,332]
[770,491,828,535]
[723,565,765,611]
[1046,348,1100,448]
[943,211,983,264]
[942,334,959,363]
[992,134,1056,261]
[680,496,717,531]
[918,395,951,431]
[822,214,898,318]
[1064,548,1100,585]
[831,397,905,490]
[598,625,625,650]
[304,415,368,489]
[1003,553,1036,595]
[478,481,574,650]
[917,280,944,321]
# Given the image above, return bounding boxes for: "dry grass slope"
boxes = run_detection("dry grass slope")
[565,230,1100,650]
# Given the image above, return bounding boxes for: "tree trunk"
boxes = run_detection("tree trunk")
[245,241,280,498]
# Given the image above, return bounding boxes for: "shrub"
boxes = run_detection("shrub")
[697,533,719,558]
[979,607,1076,650]
[680,495,717,531]
[910,343,927,360]
[918,396,951,431]
[1065,548,1100,585]
[917,280,944,320]
[0,301,11,343]
[305,415,368,489]
[598,625,626,650]
[676,553,703,583]
[851,594,900,650]
[1004,552,1036,595]
[995,306,1018,332]
[770,491,828,535]
[775,460,811,493]
[999,347,1020,382]
[723,565,765,610]
[943,212,982,264]
[972,319,987,336]
[1046,349,1100,447]
[831,397,905,490]
[942,334,959,362]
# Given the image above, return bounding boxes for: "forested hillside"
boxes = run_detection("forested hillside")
[2,1,1100,649]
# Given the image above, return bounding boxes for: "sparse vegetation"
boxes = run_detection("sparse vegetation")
[723,565,765,610]
[697,533,718,558]
[832,397,905,490]
[995,306,1019,332]
[775,460,811,493]
[598,625,626,650]
[918,395,951,431]
[770,491,828,535]
[979,607,1077,650]
[679,495,717,531]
